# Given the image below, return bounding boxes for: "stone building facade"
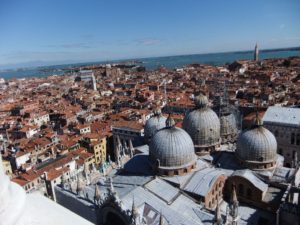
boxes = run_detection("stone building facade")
[263,106,300,167]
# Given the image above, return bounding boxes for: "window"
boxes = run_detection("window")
[297,134,300,145]
[293,151,296,160]
[291,133,295,144]
[278,148,283,155]
[274,130,279,137]
[238,184,244,196]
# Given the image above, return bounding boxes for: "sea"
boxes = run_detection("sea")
[1,47,300,79]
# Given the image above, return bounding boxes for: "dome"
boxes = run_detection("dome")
[144,111,167,143]
[235,120,277,170]
[183,94,220,154]
[149,117,197,176]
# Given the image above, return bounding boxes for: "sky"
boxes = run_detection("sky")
[0,0,300,69]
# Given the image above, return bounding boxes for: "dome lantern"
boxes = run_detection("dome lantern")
[194,94,209,109]
[165,114,175,128]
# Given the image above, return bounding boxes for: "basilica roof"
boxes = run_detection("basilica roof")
[231,169,268,192]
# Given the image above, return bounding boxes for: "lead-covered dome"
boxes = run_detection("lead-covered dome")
[144,108,167,143]
[183,94,220,155]
[150,116,197,176]
[235,116,277,170]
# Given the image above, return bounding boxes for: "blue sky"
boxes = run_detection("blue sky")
[0,0,300,68]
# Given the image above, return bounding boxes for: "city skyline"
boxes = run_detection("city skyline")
[0,0,300,69]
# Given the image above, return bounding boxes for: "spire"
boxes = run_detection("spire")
[295,151,298,167]
[94,184,101,204]
[132,196,138,218]
[229,184,239,224]
[159,211,165,225]
[117,135,122,147]
[231,184,238,204]
[129,139,134,158]
[109,177,115,193]
[61,172,67,189]
[76,175,83,196]
[252,109,263,127]
[214,196,223,225]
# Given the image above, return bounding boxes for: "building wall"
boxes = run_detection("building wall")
[33,114,50,127]
[265,123,300,167]
[204,176,226,209]
[99,137,107,164]
[2,159,12,177]
[92,142,102,165]
[15,153,30,168]
[226,176,264,204]
[55,187,97,224]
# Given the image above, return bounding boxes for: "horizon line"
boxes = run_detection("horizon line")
[1,45,300,72]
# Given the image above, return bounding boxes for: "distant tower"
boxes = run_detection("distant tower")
[254,43,259,61]
[92,74,97,91]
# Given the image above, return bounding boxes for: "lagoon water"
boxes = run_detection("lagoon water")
[1,48,300,79]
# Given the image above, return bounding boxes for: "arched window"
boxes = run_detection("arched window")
[291,133,295,144]
[238,184,244,196]
[247,188,252,199]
